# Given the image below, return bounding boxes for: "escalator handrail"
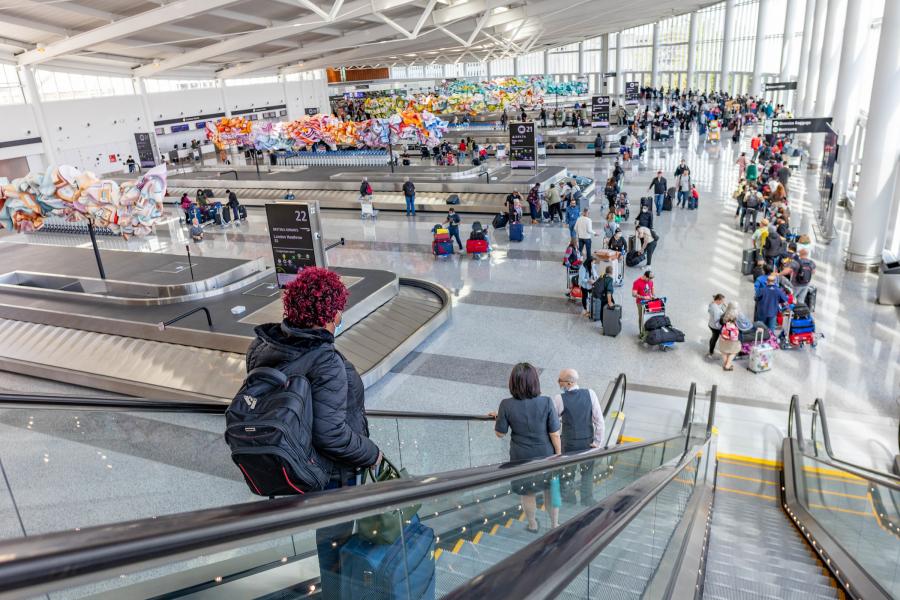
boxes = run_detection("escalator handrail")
[0,434,689,596]
[0,392,495,422]
[601,372,627,418]
[809,397,900,486]
[443,387,717,600]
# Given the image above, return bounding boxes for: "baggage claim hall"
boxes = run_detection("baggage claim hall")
[0,0,898,598]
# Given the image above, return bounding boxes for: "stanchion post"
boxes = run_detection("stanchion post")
[185,244,195,281]
[86,220,106,280]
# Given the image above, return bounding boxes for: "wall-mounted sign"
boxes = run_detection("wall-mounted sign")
[134,132,158,168]
[625,82,639,105]
[262,111,277,119]
[591,95,610,128]
[170,123,190,133]
[279,109,288,117]
[195,121,206,129]
[603,72,617,78]
[304,107,319,116]
[772,117,833,135]
[764,81,798,91]
[153,127,165,136]
[265,202,325,287]
[509,122,536,170]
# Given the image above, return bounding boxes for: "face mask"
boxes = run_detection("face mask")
[335,318,344,335]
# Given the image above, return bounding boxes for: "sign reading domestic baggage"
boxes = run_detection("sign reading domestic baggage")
[764,81,798,91]
[266,202,325,287]
[625,81,639,105]
[591,95,610,128]
[509,122,536,170]
[133,132,158,168]
[772,117,832,134]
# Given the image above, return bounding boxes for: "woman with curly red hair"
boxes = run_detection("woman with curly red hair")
[245,266,381,598]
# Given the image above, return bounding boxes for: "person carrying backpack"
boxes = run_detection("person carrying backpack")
[359,177,373,201]
[234,267,382,597]
[791,248,816,306]
[402,177,416,217]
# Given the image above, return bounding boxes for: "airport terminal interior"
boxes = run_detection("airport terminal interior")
[0,0,898,598]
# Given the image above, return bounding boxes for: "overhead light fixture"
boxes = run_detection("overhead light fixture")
[492,6,509,14]
[36,43,46,53]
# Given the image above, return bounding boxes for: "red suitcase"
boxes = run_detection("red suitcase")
[466,239,489,254]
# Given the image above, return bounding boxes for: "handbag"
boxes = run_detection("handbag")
[356,457,421,545]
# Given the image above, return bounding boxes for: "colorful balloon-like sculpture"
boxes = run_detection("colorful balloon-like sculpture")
[0,164,167,237]
[206,110,448,151]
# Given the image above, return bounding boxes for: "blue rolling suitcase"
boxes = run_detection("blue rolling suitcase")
[432,241,454,256]
[339,517,436,600]
[509,222,524,242]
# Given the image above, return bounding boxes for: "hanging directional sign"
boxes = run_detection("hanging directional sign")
[625,81,639,105]
[764,82,798,91]
[591,96,610,128]
[771,118,833,134]
[603,72,617,78]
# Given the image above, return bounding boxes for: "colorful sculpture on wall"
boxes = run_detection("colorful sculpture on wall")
[0,164,167,237]
[359,76,589,117]
[206,110,448,151]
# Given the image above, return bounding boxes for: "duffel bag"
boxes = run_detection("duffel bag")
[645,326,686,345]
[626,250,645,267]
[644,315,671,331]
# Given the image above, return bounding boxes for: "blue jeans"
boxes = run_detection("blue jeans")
[230,205,240,221]
[654,193,665,215]
[578,237,592,257]
[449,227,462,249]
[405,195,415,215]
[763,316,778,331]
[568,223,577,239]
[316,475,358,600]
[677,190,688,207]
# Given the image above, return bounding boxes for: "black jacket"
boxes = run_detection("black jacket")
[650,176,667,194]
[637,210,654,230]
[246,323,379,476]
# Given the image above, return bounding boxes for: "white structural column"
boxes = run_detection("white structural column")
[219,80,232,116]
[133,77,160,164]
[795,0,817,111]
[750,0,770,96]
[601,33,610,92]
[832,0,876,199]
[720,0,736,93]
[846,0,900,270]
[807,0,847,166]
[615,32,623,98]
[543,49,550,76]
[577,42,584,77]
[687,11,698,92]
[280,75,292,120]
[777,0,802,107]
[651,23,659,89]
[801,0,828,117]
[18,66,57,166]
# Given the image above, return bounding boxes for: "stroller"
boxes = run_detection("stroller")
[639,297,685,351]
[614,193,630,222]
[466,221,491,257]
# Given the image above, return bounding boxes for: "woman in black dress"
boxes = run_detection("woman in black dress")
[494,362,561,532]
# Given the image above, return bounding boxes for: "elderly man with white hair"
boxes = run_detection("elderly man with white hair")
[552,369,605,506]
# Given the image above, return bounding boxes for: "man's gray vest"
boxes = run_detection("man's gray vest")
[560,388,593,452]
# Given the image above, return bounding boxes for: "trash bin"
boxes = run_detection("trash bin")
[876,250,900,305]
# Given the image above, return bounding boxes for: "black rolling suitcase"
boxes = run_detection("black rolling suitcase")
[741,248,756,276]
[805,286,817,312]
[590,294,603,322]
[628,235,637,253]
[663,194,673,211]
[238,205,247,220]
[602,304,622,336]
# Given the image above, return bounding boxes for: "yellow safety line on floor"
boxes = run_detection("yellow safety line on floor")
[434,548,443,560]
[802,465,866,483]
[620,435,643,443]
[809,488,869,500]
[718,472,776,486]
[473,531,483,544]
[674,477,695,485]
[518,512,526,521]
[489,524,499,536]
[451,539,465,554]
[716,486,778,501]
[504,518,513,528]
[808,503,874,518]
[716,452,782,467]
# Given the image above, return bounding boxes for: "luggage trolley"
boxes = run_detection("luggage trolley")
[360,197,378,220]
[780,303,821,349]
[565,264,582,302]
[639,297,678,351]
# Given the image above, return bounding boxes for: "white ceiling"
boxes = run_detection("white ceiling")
[0,0,718,78]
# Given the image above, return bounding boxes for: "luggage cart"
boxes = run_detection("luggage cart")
[565,264,581,302]
[360,199,378,220]
[639,297,675,351]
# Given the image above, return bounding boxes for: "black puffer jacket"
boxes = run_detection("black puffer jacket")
[246,322,379,477]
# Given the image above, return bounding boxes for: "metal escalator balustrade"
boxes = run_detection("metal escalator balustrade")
[0,376,700,600]
[781,396,900,600]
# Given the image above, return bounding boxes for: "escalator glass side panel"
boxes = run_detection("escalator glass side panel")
[39,438,682,600]
[560,452,701,600]
[0,406,507,539]
[797,453,900,597]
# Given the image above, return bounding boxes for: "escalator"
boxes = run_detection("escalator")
[0,375,704,599]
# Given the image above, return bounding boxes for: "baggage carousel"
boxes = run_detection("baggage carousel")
[152,164,591,216]
[0,243,450,401]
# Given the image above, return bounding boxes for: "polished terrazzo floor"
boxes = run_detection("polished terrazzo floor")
[0,125,897,474]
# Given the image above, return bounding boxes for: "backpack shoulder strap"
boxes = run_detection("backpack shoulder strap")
[247,366,289,388]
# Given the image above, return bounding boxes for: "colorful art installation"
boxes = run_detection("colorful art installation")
[206,109,448,151]
[0,164,167,237]
[360,76,590,117]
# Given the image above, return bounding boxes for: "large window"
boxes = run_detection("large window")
[36,69,134,101]
[144,78,218,93]
[424,64,444,78]
[225,75,278,87]
[390,66,408,79]
[694,2,725,81]
[548,48,578,74]
[731,0,759,73]
[464,62,487,78]
[516,51,544,75]
[619,23,653,73]
[759,0,787,73]
[489,57,514,76]
[0,63,24,105]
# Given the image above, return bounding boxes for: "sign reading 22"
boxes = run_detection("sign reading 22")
[295,210,308,222]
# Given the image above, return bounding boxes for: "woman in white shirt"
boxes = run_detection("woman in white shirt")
[706,293,726,358]
[577,256,599,317]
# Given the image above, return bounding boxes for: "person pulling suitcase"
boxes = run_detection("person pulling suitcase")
[595,266,621,336]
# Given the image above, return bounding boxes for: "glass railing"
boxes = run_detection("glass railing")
[787,395,900,599]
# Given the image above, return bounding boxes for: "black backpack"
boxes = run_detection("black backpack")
[225,366,331,496]
[795,259,814,285]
